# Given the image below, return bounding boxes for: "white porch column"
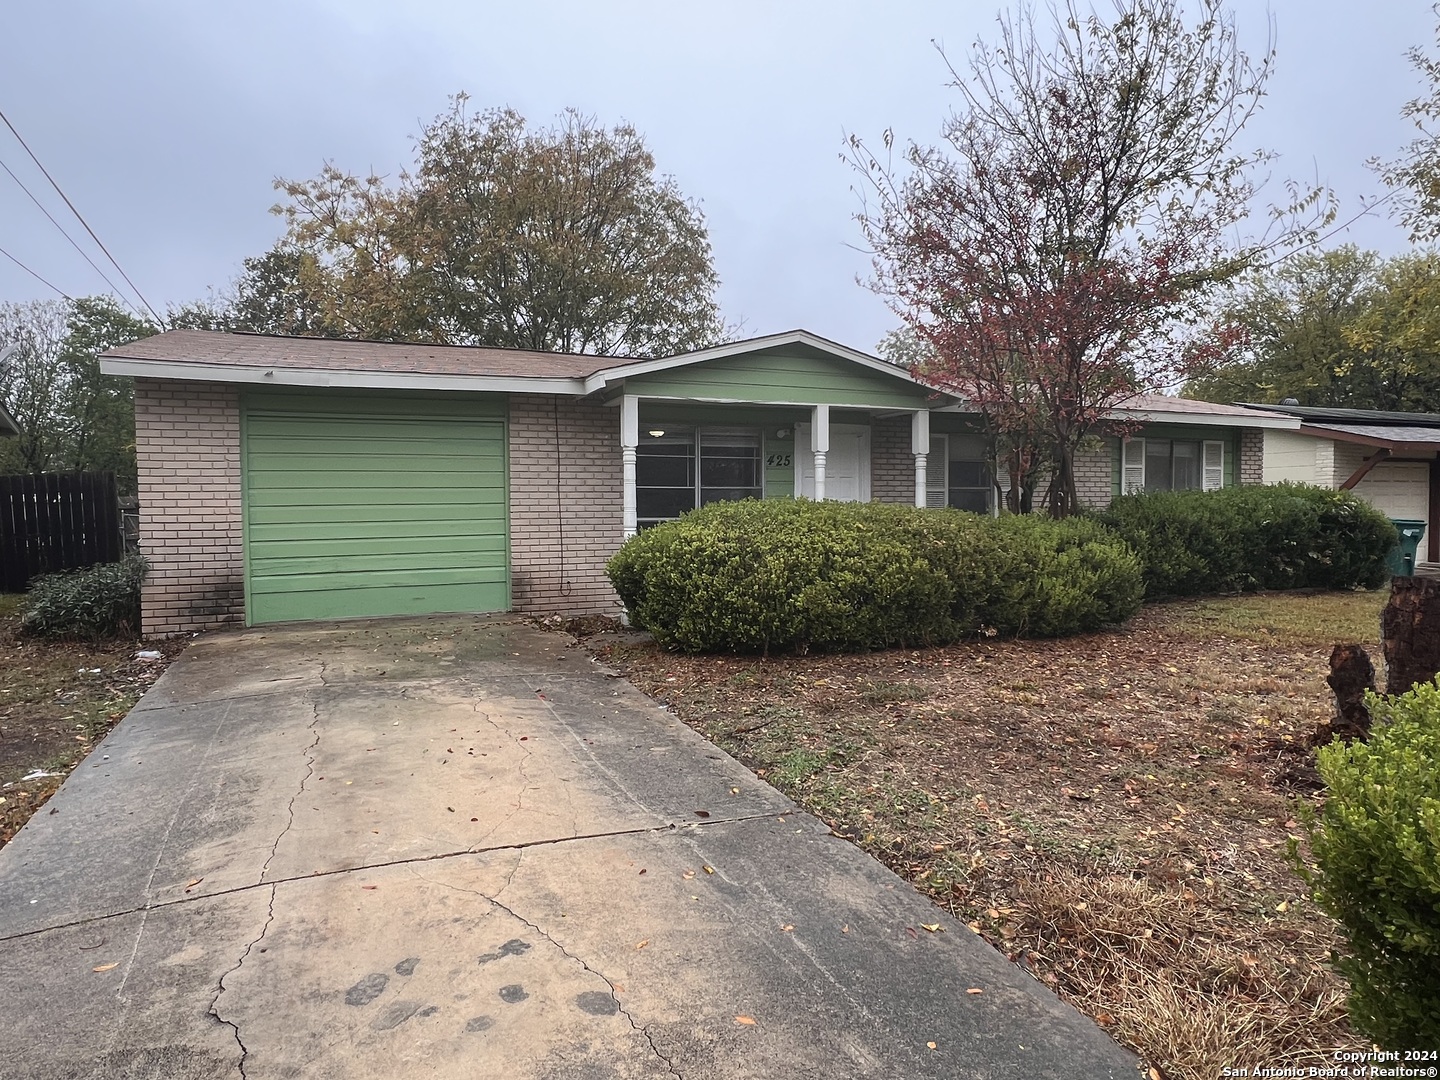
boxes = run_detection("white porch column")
[621,394,639,538]
[912,410,930,508]
[811,404,830,501]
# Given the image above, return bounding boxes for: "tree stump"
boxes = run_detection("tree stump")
[1324,644,1375,743]
[1381,576,1440,696]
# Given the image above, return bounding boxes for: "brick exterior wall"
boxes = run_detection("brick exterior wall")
[134,379,244,637]
[871,416,913,503]
[508,394,624,616]
[1239,428,1264,485]
[1074,441,1114,510]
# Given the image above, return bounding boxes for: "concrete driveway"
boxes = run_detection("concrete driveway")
[0,616,1137,1080]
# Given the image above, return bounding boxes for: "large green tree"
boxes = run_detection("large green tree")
[250,99,723,355]
[0,296,155,491]
[1185,247,1440,410]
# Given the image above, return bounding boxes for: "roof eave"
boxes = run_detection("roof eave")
[1299,423,1440,453]
[1109,408,1301,429]
[99,357,588,396]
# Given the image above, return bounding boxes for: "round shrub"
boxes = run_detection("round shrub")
[1098,483,1396,599]
[20,553,148,640]
[1302,681,1440,1048]
[606,500,1142,653]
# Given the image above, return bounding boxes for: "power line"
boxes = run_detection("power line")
[0,242,73,300]
[0,153,142,316]
[0,109,162,324]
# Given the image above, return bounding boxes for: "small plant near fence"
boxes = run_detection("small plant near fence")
[20,553,148,641]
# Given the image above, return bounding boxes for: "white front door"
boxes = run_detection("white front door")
[795,423,871,501]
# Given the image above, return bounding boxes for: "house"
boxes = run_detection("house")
[1240,402,1440,561]
[0,399,17,438]
[99,330,1292,635]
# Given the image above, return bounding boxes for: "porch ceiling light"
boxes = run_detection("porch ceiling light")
[647,429,665,437]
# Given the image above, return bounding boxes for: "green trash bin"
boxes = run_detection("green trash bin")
[1386,518,1427,577]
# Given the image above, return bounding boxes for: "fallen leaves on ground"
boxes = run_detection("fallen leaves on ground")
[589,592,1380,1080]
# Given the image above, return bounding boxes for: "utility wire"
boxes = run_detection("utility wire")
[0,242,73,300]
[0,153,142,316]
[0,108,162,323]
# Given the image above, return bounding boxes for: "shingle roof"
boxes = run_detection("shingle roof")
[1122,394,1289,419]
[1303,422,1440,447]
[1239,402,1440,426]
[101,329,651,379]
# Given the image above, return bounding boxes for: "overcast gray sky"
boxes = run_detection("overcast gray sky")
[1,0,1435,352]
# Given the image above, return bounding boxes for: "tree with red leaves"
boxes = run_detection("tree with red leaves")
[851,0,1328,517]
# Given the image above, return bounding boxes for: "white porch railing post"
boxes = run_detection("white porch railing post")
[811,404,829,501]
[621,395,639,538]
[912,410,930,508]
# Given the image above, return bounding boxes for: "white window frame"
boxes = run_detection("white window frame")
[1122,437,1225,494]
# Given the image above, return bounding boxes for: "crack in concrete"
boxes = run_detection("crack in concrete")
[206,882,274,1080]
[207,678,324,1078]
[0,812,789,945]
[415,856,683,1080]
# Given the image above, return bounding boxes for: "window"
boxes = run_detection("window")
[948,434,993,512]
[1123,438,1224,494]
[636,427,763,527]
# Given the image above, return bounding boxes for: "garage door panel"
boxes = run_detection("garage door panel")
[247,502,505,528]
[248,476,506,500]
[253,580,510,624]
[248,519,506,543]
[249,534,507,570]
[244,407,509,624]
[246,453,506,479]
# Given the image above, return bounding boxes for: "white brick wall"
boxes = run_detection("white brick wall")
[1075,441,1114,510]
[871,417,913,503]
[508,394,625,616]
[1239,428,1264,485]
[134,379,245,636]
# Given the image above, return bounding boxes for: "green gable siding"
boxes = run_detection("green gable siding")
[624,349,931,409]
[242,389,509,624]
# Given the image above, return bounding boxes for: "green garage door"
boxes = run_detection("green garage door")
[243,395,509,624]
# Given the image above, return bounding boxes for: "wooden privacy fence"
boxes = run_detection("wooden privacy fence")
[0,472,121,592]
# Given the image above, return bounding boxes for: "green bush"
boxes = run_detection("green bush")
[20,554,148,640]
[1300,682,1440,1048]
[606,500,1142,653]
[1098,483,1396,599]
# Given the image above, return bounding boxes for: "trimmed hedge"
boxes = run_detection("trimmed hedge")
[606,500,1143,653]
[1098,483,1396,599]
[20,553,148,640]
[1300,682,1440,1048]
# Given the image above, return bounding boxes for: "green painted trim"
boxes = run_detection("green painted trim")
[1111,437,1122,500]
[624,350,933,408]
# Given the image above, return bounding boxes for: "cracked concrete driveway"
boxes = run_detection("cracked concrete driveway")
[0,616,1137,1080]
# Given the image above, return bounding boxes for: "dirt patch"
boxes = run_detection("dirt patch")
[0,594,183,848]
[589,591,1388,1080]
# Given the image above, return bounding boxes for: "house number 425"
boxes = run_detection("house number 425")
[765,453,792,468]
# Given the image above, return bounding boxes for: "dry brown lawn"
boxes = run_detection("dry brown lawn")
[587,590,1389,1080]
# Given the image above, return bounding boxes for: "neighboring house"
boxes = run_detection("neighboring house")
[0,400,17,438]
[1240,402,1440,561]
[99,330,1289,635]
